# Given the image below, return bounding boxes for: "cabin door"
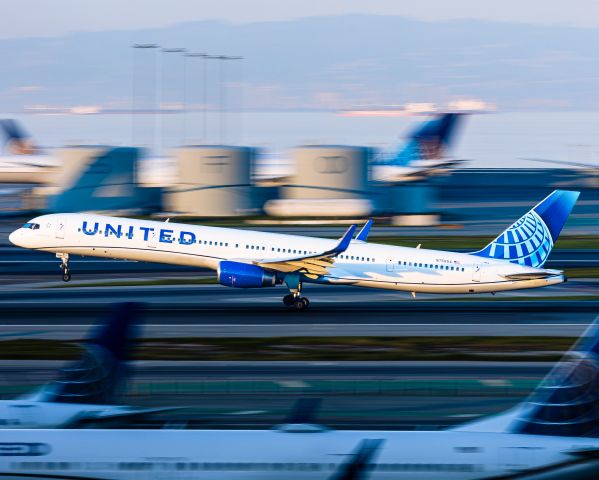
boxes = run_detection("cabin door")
[147,228,158,249]
[386,257,395,272]
[499,447,534,474]
[54,219,66,239]
[472,264,482,282]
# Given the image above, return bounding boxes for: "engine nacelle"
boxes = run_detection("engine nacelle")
[218,261,277,288]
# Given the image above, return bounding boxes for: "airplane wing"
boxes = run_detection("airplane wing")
[254,225,357,279]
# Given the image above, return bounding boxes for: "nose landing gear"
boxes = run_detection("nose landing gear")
[57,253,71,282]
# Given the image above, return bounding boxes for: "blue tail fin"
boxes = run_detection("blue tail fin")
[47,303,142,404]
[390,113,463,166]
[0,119,36,154]
[510,316,599,437]
[473,190,579,268]
[48,147,161,213]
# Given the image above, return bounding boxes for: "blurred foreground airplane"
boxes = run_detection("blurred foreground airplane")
[10,190,578,309]
[3,317,599,478]
[0,303,170,428]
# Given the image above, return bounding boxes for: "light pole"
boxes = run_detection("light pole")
[131,43,159,147]
[161,48,187,148]
[183,53,208,144]
[207,55,243,144]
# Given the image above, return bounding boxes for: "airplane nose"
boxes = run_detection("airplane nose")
[8,230,19,246]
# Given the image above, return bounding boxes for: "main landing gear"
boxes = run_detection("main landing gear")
[283,273,309,310]
[57,253,71,282]
[283,294,310,310]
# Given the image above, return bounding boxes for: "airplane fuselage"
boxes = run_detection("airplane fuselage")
[0,428,597,480]
[9,213,564,294]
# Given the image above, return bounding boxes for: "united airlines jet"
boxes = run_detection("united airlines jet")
[0,303,171,428]
[2,316,599,479]
[9,190,578,309]
[371,112,465,182]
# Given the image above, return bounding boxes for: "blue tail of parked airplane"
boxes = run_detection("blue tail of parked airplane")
[0,118,37,154]
[387,113,463,166]
[473,190,579,268]
[43,302,142,404]
[510,316,599,437]
[48,147,162,213]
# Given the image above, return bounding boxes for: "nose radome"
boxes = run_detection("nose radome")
[8,230,18,246]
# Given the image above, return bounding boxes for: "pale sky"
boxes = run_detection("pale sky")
[2,0,599,39]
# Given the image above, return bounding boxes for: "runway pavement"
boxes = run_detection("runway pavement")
[0,360,554,382]
[0,282,597,337]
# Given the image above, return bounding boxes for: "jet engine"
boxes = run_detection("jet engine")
[218,261,277,288]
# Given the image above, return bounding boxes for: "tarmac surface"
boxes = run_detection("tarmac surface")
[0,281,597,337]
[0,361,552,429]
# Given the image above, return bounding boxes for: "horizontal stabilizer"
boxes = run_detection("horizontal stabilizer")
[567,448,599,459]
[66,406,181,428]
[502,271,562,280]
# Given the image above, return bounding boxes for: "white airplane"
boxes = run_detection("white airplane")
[2,317,599,479]
[9,190,578,309]
[0,303,171,428]
[370,113,466,182]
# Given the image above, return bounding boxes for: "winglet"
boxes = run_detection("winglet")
[331,439,385,480]
[326,225,357,256]
[355,219,373,242]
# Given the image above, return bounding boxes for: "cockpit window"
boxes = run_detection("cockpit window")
[22,223,40,230]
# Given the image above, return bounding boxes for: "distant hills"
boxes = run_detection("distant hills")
[1,14,598,112]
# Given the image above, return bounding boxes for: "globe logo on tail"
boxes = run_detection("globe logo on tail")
[486,211,553,268]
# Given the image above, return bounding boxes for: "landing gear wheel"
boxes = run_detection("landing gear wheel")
[283,294,295,307]
[293,298,306,310]
[290,297,309,310]
[57,253,70,281]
